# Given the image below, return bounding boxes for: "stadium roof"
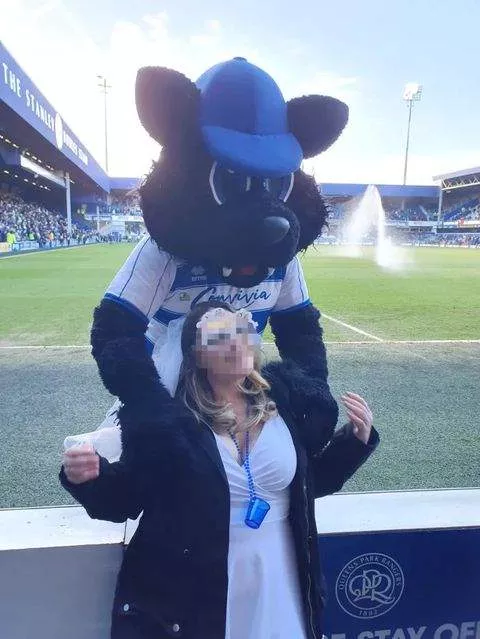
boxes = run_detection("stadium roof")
[1,42,109,192]
[320,183,439,199]
[109,177,141,191]
[433,166,480,190]
[109,179,440,199]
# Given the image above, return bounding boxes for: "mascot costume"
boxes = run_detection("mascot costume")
[65,57,348,459]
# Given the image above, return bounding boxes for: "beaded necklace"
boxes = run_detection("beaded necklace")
[226,427,270,529]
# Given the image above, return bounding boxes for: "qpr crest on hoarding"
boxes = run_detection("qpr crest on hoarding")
[335,553,404,619]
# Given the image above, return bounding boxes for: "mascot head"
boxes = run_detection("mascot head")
[137,57,348,288]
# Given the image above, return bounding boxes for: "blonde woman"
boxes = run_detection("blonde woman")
[60,301,378,639]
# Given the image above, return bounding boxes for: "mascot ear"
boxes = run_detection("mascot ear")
[136,67,200,146]
[287,95,349,159]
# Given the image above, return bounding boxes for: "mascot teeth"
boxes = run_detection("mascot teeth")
[222,267,233,277]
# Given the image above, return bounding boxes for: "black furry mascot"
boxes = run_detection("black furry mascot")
[91,57,348,447]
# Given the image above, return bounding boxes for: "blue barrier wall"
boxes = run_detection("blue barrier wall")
[321,528,480,638]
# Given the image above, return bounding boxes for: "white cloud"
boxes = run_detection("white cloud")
[0,4,269,176]
[1,4,474,185]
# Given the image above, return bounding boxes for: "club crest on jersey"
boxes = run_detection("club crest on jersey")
[191,266,205,276]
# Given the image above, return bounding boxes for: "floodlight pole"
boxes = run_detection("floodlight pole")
[402,84,422,186]
[402,100,414,186]
[97,76,111,174]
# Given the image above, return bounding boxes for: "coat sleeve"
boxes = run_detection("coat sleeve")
[311,423,380,498]
[59,391,186,522]
[59,456,145,523]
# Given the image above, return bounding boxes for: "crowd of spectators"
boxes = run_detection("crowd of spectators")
[326,201,438,223]
[316,228,480,248]
[412,232,480,247]
[0,192,99,248]
[2,189,478,254]
[386,207,438,222]
[108,192,142,216]
[443,198,480,222]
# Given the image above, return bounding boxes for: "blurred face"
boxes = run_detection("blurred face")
[195,310,259,377]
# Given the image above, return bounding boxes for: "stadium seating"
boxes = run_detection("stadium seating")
[108,192,142,217]
[325,201,437,223]
[443,198,480,221]
[0,192,99,246]
[413,232,480,247]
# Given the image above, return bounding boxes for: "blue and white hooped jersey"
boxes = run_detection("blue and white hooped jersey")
[105,236,310,353]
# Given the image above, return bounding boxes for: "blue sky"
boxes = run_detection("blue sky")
[1,0,479,183]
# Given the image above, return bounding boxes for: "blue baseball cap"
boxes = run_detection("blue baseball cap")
[196,58,303,178]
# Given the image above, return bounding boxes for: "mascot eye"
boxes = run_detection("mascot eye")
[209,162,251,205]
[264,174,295,202]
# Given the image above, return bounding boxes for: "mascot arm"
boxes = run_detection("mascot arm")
[270,302,328,377]
[270,257,338,443]
[269,305,338,437]
[91,236,174,403]
[270,256,328,376]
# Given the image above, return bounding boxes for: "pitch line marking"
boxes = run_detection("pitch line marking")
[0,246,85,259]
[324,339,480,345]
[321,313,384,342]
[0,345,91,349]
[0,244,110,259]
[1,339,479,351]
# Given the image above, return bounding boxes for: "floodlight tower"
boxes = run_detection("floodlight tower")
[402,83,422,185]
[97,75,111,173]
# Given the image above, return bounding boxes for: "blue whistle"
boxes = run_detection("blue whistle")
[245,497,270,529]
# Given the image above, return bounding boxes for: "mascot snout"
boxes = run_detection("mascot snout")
[263,216,290,244]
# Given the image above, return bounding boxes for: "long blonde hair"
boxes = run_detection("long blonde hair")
[177,302,277,433]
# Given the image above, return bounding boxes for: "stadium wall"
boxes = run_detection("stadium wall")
[1,490,479,638]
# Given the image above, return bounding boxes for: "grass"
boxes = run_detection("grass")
[0,243,479,508]
[0,245,131,346]
[300,246,480,341]
[1,244,478,346]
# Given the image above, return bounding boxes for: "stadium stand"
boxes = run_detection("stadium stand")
[108,192,142,216]
[327,202,438,223]
[413,232,480,247]
[0,191,104,247]
[442,198,480,222]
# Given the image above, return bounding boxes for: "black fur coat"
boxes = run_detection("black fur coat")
[60,360,379,639]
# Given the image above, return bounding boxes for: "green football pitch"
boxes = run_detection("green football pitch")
[0,244,479,508]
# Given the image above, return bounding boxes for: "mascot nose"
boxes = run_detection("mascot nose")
[262,216,290,244]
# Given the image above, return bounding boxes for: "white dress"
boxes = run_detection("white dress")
[212,414,308,639]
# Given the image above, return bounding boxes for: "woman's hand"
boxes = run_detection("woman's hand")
[62,443,100,484]
[340,392,373,445]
